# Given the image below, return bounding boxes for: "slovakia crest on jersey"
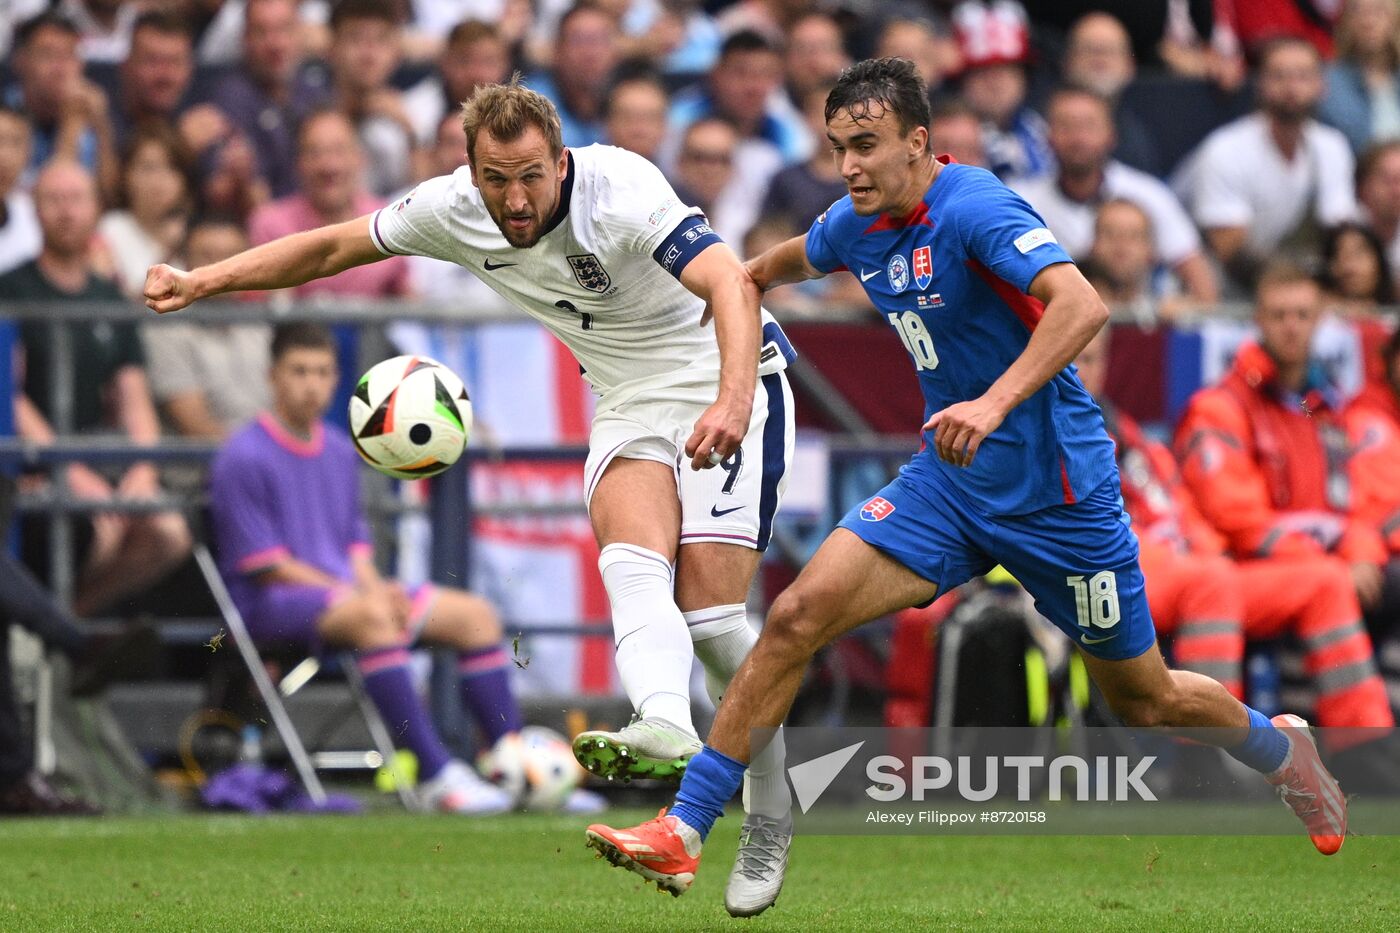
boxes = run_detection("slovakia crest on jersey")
[860,496,897,522]
[568,253,612,293]
[887,254,909,293]
[913,246,932,290]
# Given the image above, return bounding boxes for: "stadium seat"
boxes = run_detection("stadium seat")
[191,544,419,809]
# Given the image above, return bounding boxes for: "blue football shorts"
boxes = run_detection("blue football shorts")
[837,458,1157,661]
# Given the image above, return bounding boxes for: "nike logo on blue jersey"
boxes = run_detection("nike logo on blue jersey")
[860,269,880,282]
[483,259,517,270]
[1080,632,1118,646]
[710,505,743,518]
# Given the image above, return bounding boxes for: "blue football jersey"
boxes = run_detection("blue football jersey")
[805,160,1116,516]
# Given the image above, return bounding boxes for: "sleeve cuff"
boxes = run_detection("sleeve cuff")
[236,545,290,574]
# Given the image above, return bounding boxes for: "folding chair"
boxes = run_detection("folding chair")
[193,544,418,809]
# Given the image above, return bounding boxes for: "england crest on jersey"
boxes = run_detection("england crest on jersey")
[568,253,612,293]
[888,254,909,293]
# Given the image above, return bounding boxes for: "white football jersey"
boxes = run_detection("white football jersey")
[369,144,794,404]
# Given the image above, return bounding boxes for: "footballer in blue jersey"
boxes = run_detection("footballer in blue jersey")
[587,59,1350,909]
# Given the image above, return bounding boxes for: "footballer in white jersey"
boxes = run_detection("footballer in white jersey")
[144,79,796,916]
[369,145,796,407]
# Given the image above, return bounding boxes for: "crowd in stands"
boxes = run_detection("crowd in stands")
[4,0,1400,809]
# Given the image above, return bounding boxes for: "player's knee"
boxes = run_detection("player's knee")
[764,589,828,657]
[451,590,503,643]
[348,596,401,648]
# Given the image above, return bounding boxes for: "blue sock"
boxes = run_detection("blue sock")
[670,746,746,840]
[1225,706,1290,774]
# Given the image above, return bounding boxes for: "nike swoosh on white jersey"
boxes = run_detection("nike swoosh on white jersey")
[860,269,880,282]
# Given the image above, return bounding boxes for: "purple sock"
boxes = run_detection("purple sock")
[357,646,452,781]
[458,645,524,745]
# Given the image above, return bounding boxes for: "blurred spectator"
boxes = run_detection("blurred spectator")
[248,109,410,301]
[670,30,810,167]
[1346,326,1400,640]
[668,28,808,233]
[107,10,197,152]
[1084,200,1181,324]
[98,124,196,299]
[928,98,988,169]
[203,0,331,199]
[603,70,672,164]
[1076,329,1393,730]
[3,161,192,617]
[144,217,271,440]
[526,3,621,147]
[874,15,958,93]
[1353,326,1400,425]
[54,0,141,63]
[208,323,521,814]
[1319,221,1396,317]
[758,86,847,231]
[403,20,512,149]
[1012,87,1217,303]
[784,11,850,107]
[1175,262,1393,625]
[325,0,418,196]
[1319,0,1400,156]
[1157,0,1246,91]
[408,0,531,64]
[1218,0,1338,60]
[1061,11,1162,176]
[715,0,805,41]
[1314,221,1396,395]
[5,12,118,197]
[669,116,753,245]
[0,108,41,277]
[953,0,1052,180]
[1172,37,1357,290]
[1356,139,1400,281]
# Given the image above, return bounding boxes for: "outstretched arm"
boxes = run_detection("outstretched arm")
[143,215,385,313]
[744,234,823,292]
[927,262,1108,466]
[679,242,763,470]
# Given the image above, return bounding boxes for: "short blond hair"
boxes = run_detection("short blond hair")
[459,75,564,164]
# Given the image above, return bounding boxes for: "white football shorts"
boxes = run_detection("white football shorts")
[582,371,795,551]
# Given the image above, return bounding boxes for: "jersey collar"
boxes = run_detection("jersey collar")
[539,150,576,239]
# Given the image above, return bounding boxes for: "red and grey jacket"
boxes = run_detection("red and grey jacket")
[1174,342,1388,565]
[1101,402,1225,557]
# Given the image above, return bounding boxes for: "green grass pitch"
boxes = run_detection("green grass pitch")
[1,810,1397,931]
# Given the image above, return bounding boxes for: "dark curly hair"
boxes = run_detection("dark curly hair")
[825,57,931,148]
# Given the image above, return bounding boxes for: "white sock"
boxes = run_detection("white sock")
[684,604,793,820]
[599,543,695,734]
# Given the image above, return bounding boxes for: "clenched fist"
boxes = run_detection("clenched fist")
[144,264,197,314]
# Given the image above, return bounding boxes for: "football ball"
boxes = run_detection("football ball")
[478,726,584,811]
[348,355,472,480]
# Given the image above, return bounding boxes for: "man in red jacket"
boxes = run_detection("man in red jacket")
[1177,263,1394,617]
[1348,326,1400,628]
[1078,329,1391,729]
